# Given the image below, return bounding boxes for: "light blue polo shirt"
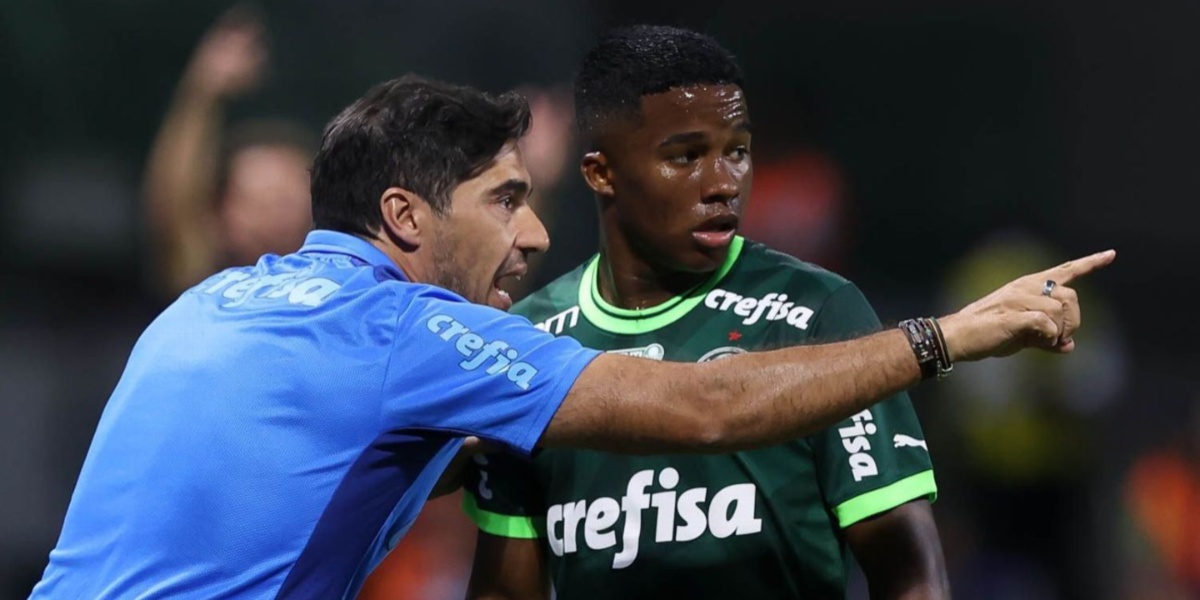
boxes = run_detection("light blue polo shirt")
[31,230,599,599]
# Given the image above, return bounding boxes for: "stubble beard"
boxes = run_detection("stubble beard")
[429,238,478,304]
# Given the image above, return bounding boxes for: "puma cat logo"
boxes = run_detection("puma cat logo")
[893,434,928,451]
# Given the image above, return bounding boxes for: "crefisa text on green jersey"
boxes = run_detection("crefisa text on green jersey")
[545,467,762,569]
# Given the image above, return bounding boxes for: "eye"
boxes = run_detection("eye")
[498,196,515,210]
[729,146,750,161]
[670,150,701,165]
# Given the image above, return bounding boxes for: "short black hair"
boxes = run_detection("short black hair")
[311,74,531,237]
[574,25,745,142]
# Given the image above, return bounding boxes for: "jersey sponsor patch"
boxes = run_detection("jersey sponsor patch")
[201,271,342,308]
[545,468,762,569]
[425,314,540,389]
[703,289,814,329]
[838,410,880,481]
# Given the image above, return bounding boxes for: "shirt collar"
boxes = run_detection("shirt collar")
[298,230,408,281]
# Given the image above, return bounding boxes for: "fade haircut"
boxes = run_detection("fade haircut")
[311,74,531,237]
[574,25,745,145]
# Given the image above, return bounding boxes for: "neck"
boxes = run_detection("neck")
[595,229,712,311]
[368,234,425,283]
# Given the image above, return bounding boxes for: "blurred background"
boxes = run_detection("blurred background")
[2,0,1198,598]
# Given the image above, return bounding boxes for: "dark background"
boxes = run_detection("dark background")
[2,1,1196,598]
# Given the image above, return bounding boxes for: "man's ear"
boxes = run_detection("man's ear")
[581,151,614,197]
[379,187,430,249]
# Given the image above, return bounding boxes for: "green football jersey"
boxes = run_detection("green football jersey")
[464,237,937,599]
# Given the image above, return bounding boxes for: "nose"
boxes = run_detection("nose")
[516,204,551,255]
[701,156,741,205]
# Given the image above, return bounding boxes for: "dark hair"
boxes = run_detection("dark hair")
[574,25,745,142]
[311,74,531,236]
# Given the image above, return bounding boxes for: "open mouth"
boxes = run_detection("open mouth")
[490,266,527,310]
[692,214,739,249]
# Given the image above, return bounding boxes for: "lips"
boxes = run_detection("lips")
[696,213,740,233]
[490,263,528,310]
[692,213,739,249]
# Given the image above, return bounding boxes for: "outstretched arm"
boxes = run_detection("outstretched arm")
[541,251,1113,453]
[143,6,266,296]
[846,500,950,600]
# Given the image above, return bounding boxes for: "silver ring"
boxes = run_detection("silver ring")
[1042,279,1057,297]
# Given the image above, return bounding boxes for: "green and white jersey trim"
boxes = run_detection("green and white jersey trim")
[578,236,745,335]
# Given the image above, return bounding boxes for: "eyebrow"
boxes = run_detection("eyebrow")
[658,121,753,147]
[488,178,532,197]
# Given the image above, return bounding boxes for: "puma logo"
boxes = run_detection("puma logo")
[893,434,928,451]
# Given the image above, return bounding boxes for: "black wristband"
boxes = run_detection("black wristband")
[899,317,953,381]
[925,317,954,380]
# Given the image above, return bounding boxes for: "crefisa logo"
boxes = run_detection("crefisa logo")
[426,315,539,389]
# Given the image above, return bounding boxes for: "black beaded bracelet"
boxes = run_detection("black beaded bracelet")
[925,317,953,380]
[899,317,953,381]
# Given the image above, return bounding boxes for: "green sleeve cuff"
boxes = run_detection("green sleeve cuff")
[833,470,938,528]
[461,491,541,539]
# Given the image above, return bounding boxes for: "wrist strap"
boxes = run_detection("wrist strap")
[899,317,954,381]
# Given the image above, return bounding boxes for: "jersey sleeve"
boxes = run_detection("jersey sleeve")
[804,283,938,528]
[461,451,546,539]
[381,289,601,455]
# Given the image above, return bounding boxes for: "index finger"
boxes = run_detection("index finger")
[1043,249,1117,284]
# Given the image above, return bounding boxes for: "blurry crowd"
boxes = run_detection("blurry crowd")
[2,3,1197,599]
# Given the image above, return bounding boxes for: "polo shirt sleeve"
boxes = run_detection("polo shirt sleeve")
[380,290,601,455]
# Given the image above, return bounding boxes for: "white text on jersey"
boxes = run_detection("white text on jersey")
[839,410,879,481]
[704,290,814,329]
[545,468,762,569]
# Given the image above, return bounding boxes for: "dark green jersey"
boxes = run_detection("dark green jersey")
[464,237,937,599]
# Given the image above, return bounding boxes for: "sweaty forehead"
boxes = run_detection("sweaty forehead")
[638,84,748,130]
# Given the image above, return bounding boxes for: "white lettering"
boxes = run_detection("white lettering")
[786,305,815,329]
[613,470,654,569]
[708,483,763,538]
[839,410,879,481]
[545,469,762,569]
[536,306,580,334]
[743,293,777,326]
[704,289,725,309]
[704,288,814,330]
[651,468,680,543]
[585,497,620,550]
[563,500,588,554]
[766,295,791,321]
[718,292,742,311]
[547,504,564,556]
[733,297,757,317]
[675,488,708,542]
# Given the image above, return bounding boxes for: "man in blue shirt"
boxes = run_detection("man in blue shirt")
[31,74,1112,599]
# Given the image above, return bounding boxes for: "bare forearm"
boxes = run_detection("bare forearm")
[143,82,223,293]
[545,329,920,453]
[145,82,223,222]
